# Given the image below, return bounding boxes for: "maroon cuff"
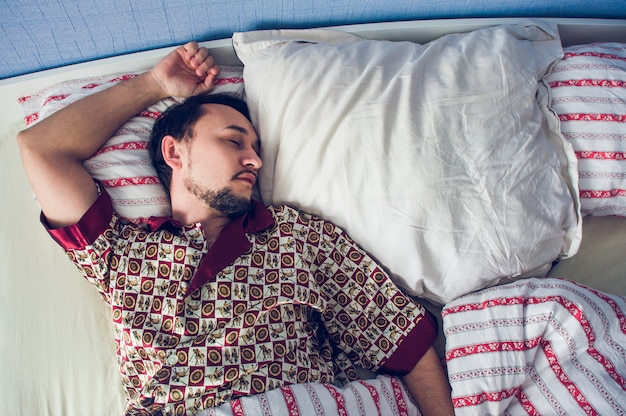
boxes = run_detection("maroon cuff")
[43,190,114,250]
[379,309,438,376]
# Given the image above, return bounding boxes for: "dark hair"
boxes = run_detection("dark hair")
[148,93,252,194]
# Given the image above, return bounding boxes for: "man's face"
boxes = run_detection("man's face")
[182,104,262,217]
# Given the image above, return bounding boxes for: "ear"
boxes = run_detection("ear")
[161,135,184,170]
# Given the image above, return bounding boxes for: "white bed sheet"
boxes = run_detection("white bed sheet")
[0,124,126,415]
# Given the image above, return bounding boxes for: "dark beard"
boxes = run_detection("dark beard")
[186,180,251,218]
[208,188,251,218]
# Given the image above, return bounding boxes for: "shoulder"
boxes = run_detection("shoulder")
[267,204,327,226]
[266,204,349,240]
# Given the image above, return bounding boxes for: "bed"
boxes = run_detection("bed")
[1,16,625,416]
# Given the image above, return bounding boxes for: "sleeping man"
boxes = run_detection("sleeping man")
[17,42,454,416]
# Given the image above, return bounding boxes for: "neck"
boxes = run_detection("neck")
[169,186,231,242]
[174,206,231,246]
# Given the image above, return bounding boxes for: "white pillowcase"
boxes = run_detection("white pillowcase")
[19,68,245,222]
[544,42,626,217]
[234,21,582,304]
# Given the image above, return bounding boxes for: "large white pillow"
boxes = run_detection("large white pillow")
[233,21,582,304]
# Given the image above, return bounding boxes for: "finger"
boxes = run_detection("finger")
[209,64,220,77]
[194,66,218,90]
[182,41,199,61]
[198,66,220,83]
[203,70,219,88]
[191,72,217,95]
[195,55,218,77]
[191,47,210,68]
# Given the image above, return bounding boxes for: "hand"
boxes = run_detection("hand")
[149,41,221,98]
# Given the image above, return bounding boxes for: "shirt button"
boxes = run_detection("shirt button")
[167,354,178,365]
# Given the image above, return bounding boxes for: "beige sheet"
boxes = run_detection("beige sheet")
[548,215,626,295]
[1,125,126,415]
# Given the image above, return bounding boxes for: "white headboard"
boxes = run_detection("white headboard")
[2,18,625,131]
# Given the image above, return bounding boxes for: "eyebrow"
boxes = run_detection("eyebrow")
[225,125,248,134]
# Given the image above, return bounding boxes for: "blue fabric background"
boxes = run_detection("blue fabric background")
[1,0,625,79]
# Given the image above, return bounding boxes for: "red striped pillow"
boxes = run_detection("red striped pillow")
[19,68,245,222]
[545,43,626,216]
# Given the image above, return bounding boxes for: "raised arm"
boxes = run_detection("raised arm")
[17,42,219,228]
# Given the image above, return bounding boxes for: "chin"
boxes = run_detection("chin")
[211,188,252,218]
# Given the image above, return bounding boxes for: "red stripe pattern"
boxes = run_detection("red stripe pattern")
[389,376,410,415]
[443,278,626,415]
[545,42,626,216]
[580,189,626,199]
[280,386,299,415]
[229,399,244,416]
[549,79,626,88]
[92,141,149,156]
[325,384,349,416]
[100,176,161,187]
[559,113,626,122]
[564,51,626,62]
[576,150,626,160]
[138,110,162,119]
[196,375,419,415]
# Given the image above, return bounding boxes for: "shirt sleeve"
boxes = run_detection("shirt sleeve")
[312,218,437,376]
[42,188,118,302]
[43,187,114,250]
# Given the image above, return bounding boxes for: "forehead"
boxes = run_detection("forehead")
[198,103,253,128]
[193,103,260,148]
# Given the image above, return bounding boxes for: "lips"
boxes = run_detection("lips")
[234,170,257,186]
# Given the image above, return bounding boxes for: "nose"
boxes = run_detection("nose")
[242,146,262,170]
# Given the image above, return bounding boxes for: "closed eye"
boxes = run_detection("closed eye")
[223,125,260,154]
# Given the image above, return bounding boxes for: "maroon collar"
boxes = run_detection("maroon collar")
[174,199,275,296]
[141,199,274,296]
[44,188,274,297]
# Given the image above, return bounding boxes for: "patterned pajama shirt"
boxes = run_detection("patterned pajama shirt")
[45,190,437,416]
